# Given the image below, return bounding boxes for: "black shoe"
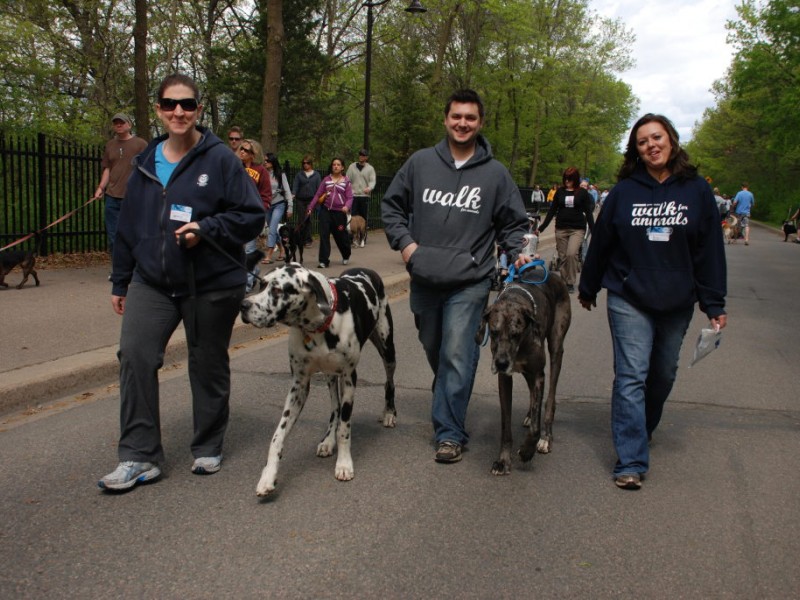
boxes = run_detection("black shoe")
[567,284,575,294]
[614,473,642,490]
[435,441,462,463]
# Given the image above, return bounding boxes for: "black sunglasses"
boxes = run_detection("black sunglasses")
[239,146,253,154]
[158,97,199,112]
[229,136,242,141]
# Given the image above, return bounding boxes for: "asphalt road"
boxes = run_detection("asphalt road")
[1,225,798,598]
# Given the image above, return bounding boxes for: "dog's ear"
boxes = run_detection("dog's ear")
[475,306,491,344]
[304,274,332,317]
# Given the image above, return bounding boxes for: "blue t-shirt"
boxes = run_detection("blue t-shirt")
[155,142,179,186]
[733,189,754,215]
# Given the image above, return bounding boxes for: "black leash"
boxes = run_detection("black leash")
[178,229,254,347]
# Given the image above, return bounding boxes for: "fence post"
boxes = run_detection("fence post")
[37,133,48,256]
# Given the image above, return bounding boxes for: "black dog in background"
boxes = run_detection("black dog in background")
[278,223,304,264]
[1,234,41,289]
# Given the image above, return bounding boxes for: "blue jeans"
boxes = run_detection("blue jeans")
[104,195,123,255]
[410,278,490,446]
[244,238,260,293]
[266,202,287,248]
[606,292,693,476]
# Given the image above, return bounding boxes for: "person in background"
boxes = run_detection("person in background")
[537,166,595,294]
[382,88,533,464]
[578,113,727,491]
[98,73,264,491]
[227,126,243,152]
[292,154,322,248]
[93,113,148,259]
[547,184,557,204]
[713,187,729,218]
[239,139,271,291]
[531,184,545,207]
[261,153,293,264]
[346,148,377,226]
[312,157,352,268]
[732,182,755,245]
[788,206,800,244]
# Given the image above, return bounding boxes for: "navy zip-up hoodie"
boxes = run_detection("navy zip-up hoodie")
[111,127,265,297]
[578,165,726,318]
[382,136,528,289]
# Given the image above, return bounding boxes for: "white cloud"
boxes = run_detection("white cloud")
[590,0,740,142]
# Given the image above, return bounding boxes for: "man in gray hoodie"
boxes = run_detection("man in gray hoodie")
[382,89,533,463]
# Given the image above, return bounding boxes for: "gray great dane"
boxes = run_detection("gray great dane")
[477,269,571,475]
[240,264,397,497]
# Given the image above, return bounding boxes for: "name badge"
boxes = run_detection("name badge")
[647,226,672,242]
[170,204,192,223]
[565,194,575,208]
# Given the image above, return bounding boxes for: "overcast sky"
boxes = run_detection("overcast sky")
[589,0,741,144]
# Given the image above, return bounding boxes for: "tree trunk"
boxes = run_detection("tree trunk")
[261,0,284,154]
[133,0,150,141]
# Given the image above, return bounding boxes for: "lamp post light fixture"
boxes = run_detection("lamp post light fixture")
[362,0,427,153]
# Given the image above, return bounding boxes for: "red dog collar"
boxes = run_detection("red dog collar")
[314,280,338,333]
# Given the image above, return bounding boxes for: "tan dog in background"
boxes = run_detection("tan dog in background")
[349,215,367,248]
[722,214,739,244]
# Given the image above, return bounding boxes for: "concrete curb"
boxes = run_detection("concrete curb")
[0,238,556,416]
[0,272,411,415]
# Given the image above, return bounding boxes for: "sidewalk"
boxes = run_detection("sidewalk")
[0,229,555,415]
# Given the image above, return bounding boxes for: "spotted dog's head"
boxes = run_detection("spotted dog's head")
[476,288,541,375]
[240,264,331,329]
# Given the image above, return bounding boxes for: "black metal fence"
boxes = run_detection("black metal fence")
[1,133,543,256]
[0,133,104,255]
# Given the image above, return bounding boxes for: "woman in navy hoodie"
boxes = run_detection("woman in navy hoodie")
[578,114,727,491]
[99,74,265,491]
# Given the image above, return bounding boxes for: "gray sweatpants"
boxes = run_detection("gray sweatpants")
[116,281,244,463]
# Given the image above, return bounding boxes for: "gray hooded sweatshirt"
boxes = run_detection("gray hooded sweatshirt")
[382,135,529,289]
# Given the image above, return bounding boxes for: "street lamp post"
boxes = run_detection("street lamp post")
[362,0,426,153]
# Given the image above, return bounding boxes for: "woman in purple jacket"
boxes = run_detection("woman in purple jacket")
[312,157,353,268]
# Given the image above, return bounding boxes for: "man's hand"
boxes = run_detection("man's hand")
[579,297,596,311]
[514,253,540,267]
[401,242,418,263]
[710,314,728,331]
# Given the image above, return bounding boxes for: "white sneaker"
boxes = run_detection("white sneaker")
[191,455,222,475]
[98,461,161,491]
[342,259,349,265]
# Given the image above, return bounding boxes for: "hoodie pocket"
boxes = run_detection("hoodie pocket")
[407,244,479,289]
[622,266,696,312]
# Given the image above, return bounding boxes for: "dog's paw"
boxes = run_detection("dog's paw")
[536,438,552,454]
[334,462,354,481]
[491,460,511,475]
[381,411,397,428]
[255,477,277,497]
[316,441,335,457]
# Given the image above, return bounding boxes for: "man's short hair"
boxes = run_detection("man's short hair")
[444,89,484,120]
[229,125,243,135]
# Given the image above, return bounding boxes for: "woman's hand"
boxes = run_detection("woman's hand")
[175,222,201,248]
[111,295,125,315]
[710,314,727,331]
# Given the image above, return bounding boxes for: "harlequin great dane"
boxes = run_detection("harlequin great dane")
[240,264,397,497]
[476,269,571,475]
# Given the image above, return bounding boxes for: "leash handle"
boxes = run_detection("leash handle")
[504,259,548,285]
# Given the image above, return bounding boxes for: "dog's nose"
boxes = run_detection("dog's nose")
[495,359,510,372]
[240,300,252,323]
